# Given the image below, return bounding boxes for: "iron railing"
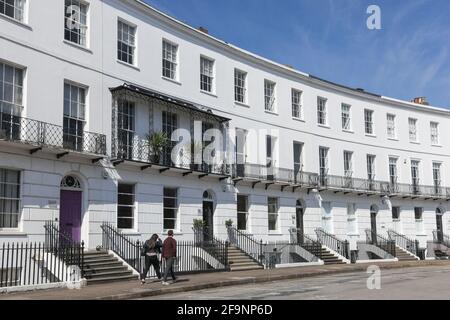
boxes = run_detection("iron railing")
[193,227,229,271]
[365,229,396,257]
[0,239,85,288]
[101,223,229,278]
[44,221,84,274]
[315,228,350,259]
[101,222,142,273]
[226,226,265,266]
[389,183,450,199]
[112,134,230,175]
[0,112,106,155]
[387,229,419,257]
[232,163,319,187]
[319,175,390,194]
[291,231,323,260]
[433,230,450,247]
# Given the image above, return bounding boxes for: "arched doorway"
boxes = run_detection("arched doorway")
[60,175,83,242]
[370,205,378,240]
[203,190,215,241]
[436,207,444,243]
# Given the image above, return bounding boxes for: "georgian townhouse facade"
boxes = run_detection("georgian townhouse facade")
[0,0,449,260]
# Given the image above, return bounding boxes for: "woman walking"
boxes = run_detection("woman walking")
[140,234,162,284]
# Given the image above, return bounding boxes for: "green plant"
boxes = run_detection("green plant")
[225,219,233,227]
[193,219,206,230]
[146,131,170,163]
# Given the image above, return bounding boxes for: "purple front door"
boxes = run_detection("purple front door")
[60,190,82,242]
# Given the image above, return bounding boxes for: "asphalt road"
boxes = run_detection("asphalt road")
[138,265,450,300]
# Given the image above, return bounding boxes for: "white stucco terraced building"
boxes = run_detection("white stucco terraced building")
[0,0,449,262]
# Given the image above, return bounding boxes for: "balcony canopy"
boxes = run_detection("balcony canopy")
[110,83,231,124]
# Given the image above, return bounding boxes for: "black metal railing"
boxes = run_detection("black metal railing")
[0,111,106,155]
[226,226,264,266]
[315,228,350,259]
[433,230,450,247]
[232,163,319,187]
[365,229,396,257]
[112,134,230,175]
[101,222,142,273]
[387,229,419,257]
[389,183,449,199]
[291,231,323,260]
[193,227,229,270]
[101,223,229,278]
[319,175,390,194]
[44,221,84,274]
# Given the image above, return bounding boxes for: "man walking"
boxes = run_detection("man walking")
[161,229,177,285]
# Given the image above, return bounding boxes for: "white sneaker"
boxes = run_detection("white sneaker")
[161,281,170,286]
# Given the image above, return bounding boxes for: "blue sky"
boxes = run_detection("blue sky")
[143,0,450,109]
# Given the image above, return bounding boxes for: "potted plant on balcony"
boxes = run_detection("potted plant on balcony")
[146,131,169,164]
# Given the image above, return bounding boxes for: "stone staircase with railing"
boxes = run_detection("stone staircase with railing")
[227,246,264,271]
[83,250,137,284]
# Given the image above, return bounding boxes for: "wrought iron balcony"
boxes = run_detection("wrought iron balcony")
[111,134,230,176]
[388,183,450,199]
[0,112,106,156]
[232,163,319,188]
[319,174,390,195]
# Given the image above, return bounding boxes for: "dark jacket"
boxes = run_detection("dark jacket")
[144,239,162,255]
[162,236,177,259]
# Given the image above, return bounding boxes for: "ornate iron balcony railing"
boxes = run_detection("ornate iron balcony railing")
[0,112,106,156]
[319,174,390,194]
[232,163,319,187]
[111,134,230,176]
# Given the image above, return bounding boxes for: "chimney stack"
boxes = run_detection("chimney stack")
[412,97,429,105]
[198,26,209,34]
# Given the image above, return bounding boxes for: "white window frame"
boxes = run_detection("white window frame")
[162,39,178,81]
[0,169,21,230]
[364,109,374,135]
[389,157,398,185]
[291,89,303,119]
[430,122,439,145]
[264,80,276,112]
[200,56,215,93]
[0,61,24,115]
[319,147,329,177]
[343,151,353,177]
[163,187,178,231]
[64,0,89,47]
[0,0,25,22]
[234,69,247,104]
[117,19,137,66]
[432,162,442,188]
[237,194,249,231]
[341,103,351,131]
[317,97,328,125]
[268,197,279,232]
[117,183,135,230]
[409,118,418,142]
[367,154,376,181]
[386,113,396,139]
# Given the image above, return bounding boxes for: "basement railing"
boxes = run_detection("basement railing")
[44,221,85,275]
[433,230,450,247]
[365,229,396,257]
[193,227,229,270]
[315,228,349,259]
[387,229,419,257]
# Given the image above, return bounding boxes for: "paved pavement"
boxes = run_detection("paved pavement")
[1,260,449,300]
[142,265,450,300]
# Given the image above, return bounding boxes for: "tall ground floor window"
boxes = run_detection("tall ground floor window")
[415,207,424,234]
[0,169,20,229]
[237,194,248,231]
[117,183,135,229]
[163,188,178,230]
[268,197,278,231]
